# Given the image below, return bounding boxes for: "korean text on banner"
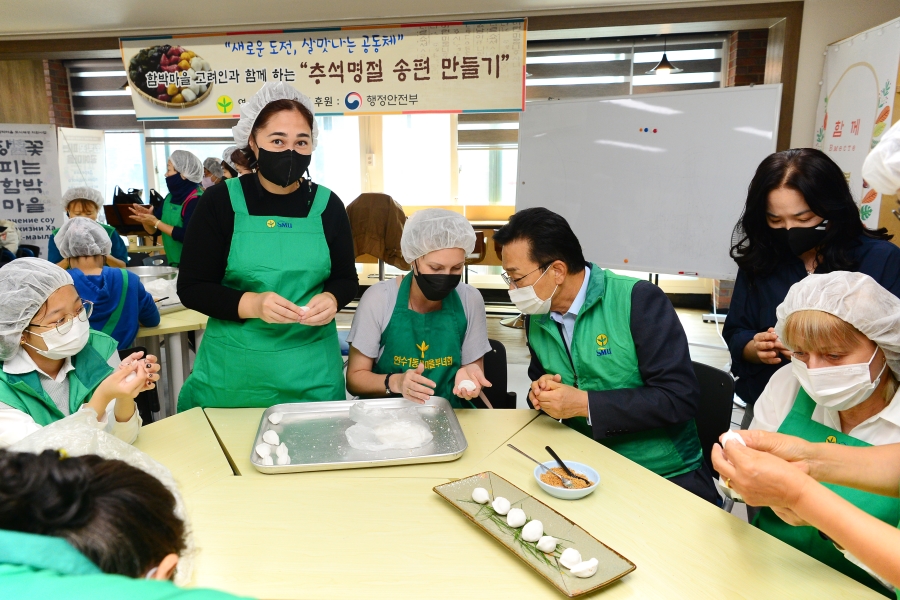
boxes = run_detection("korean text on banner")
[0,124,64,257]
[120,19,526,120]
[57,127,106,202]
[813,17,900,226]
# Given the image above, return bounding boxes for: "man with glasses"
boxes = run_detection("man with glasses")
[493,208,717,503]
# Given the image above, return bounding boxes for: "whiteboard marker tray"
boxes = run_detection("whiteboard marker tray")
[251,397,468,474]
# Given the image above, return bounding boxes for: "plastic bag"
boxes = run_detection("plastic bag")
[9,409,195,585]
[345,402,433,451]
[143,277,181,307]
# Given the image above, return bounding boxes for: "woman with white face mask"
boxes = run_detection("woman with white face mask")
[0,259,160,447]
[749,271,900,593]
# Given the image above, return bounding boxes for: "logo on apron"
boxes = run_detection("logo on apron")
[826,435,838,443]
[596,333,612,357]
[266,219,276,228]
[416,340,429,359]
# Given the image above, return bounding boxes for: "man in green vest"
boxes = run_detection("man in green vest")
[493,208,717,503]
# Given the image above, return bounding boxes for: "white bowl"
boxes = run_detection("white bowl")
[533,460,599,500]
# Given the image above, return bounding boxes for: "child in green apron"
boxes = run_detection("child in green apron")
[49,186,129,269]
[346,208,493,408]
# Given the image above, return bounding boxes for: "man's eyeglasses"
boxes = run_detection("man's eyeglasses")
[501,264,549,288]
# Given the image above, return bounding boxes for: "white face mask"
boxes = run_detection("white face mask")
[508,266,559,315]
[791,348,887,411]
[23,317,90,360]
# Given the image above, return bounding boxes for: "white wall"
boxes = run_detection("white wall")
[790,0,900,148]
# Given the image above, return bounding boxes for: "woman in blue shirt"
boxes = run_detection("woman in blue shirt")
[48,187,129,268]
[55,218,160,350]
[724,148,900,427]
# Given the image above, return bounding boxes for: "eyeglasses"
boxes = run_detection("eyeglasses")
[28,300,93,335]
[501,264,549,289]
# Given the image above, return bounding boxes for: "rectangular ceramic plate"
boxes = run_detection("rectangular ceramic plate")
[434,472,635,597]
[251,397,468,473]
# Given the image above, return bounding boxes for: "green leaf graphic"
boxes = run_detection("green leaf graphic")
[860,205,873,221]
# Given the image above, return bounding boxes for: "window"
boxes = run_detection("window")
[458,148,518,205]
[150,142,232,194]
[383,114,451,205]
[312,116,361,204]
[104,132,147,203]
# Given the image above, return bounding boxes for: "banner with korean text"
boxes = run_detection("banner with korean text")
[0,124,64,257]
[813,17,900,227]
[120,19,526,120]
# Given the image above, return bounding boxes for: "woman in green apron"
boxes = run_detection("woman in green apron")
[176,82,357,409]
[346,208,492,408]
[129,150,204,268]
[716,271,900,594]
[48,186,129,268]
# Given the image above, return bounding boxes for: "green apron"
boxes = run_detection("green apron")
[160,188,200,267]
[100,268,129,338]
[178,178,345,410]
[373,274,471,408]
[754,387,899,596]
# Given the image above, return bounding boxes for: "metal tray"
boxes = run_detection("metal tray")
[251,397,468,474]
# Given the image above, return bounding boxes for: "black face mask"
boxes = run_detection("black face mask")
[771,220,829,256]
[256,147,311,188]
[413,261,461,302]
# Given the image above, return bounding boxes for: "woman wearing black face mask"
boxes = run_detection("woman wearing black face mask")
[345,209,492,407]
[176,82,357,409]
[725,148,900,427]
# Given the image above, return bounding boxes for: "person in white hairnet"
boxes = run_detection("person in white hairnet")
[202,156,224,190]
[56,218,159,350]
[0,258,160,447]
[220,144,252,178]
[726,271,900,593]
[128,149,203,267]
[48,187,128,269]
[176,82,356,410]
[346,209,492,407]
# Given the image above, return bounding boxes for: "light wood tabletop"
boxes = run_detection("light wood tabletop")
[137,309,209,337]
[203,407,540,479]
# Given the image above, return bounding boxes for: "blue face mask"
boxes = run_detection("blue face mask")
[165,173,195,200]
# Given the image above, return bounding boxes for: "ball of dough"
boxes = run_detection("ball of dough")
[522,519,543,542]
[268,412,284,425]
[492,497,511,516]
[536,536,557,553]
[255,443,272,458]
[506,508,526,528]
[263,430,280,445]
[472,487,490,504]
[276,442,289,458]
[569,558,599,578]
[276,455,291,466]
[559,548,582,569]
[458,379,476,392]
[721,430,746,447]
[262,455,274,466]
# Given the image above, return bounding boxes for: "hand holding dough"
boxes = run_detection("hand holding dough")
[458,380,476,393]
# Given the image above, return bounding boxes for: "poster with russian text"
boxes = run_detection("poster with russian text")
[814,17,900,226]
[0,124,64,257]
[120,19,526,120]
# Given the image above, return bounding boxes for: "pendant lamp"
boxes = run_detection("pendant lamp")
[646,37,683,75]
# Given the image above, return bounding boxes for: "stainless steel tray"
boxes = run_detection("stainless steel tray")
[251,397,468,474]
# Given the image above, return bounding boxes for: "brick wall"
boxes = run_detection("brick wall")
[726,30,768,87]
[43,60,73,128]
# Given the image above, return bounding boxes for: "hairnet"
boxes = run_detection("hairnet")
[203,156,224,179]
[232,82,319,151]
[0,219,19,253]
[221,145,238,170]
[169,150,203,184]
[863,120,900,196]
[400,208,476,264]
[61,186,104,210]
[55,217,111,258]
[775,271,900,378]
[0,258,73,361]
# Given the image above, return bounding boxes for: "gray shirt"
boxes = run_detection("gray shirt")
[347,277,492,366]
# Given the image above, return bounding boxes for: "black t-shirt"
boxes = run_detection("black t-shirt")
[177,175,358,321]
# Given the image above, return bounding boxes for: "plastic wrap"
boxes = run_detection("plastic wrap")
[143,277,180,307]
[9,409,195,585]
[345,401,433,451]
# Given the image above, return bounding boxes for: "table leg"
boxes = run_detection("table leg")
[135,335,165,420]
[164,332,185,416]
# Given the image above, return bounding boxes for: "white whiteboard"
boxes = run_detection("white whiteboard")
[516,84,781,280]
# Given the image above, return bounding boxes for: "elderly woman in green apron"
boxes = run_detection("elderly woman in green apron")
[176,82,357,409]
[129,150,204,267]
[346,208,492,407]
[0,448,248,599]
[721,272,900,594]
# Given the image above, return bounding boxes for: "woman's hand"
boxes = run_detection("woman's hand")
[453,363,491,400]
[128,206,160,235]
[727,429,815,477]
[712,437,814,509]
[87,352,159,419]
[299,292,338,326]
[390,363,436,404]
[772,506,810,527]
[745,327,792,365]
[240,291,306,323]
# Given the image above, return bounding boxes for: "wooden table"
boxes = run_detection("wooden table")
[133,410,884,599]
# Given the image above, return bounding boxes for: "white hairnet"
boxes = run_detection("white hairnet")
[863,120,900,196]
[775,271,900,378]
[55,217,111,258]
[203,156,224,179]
[232,82,319,151]
[400,208,476,264]
[0,219,19,253]
[61,186,104,210]
[0,258,73,361]
[169,150,203,184]
[221,145,238,170]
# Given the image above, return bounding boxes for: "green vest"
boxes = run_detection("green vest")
[160,188,202,267]
[527,264,704,479]
[0,331,117,425]
[0,529,248,599]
